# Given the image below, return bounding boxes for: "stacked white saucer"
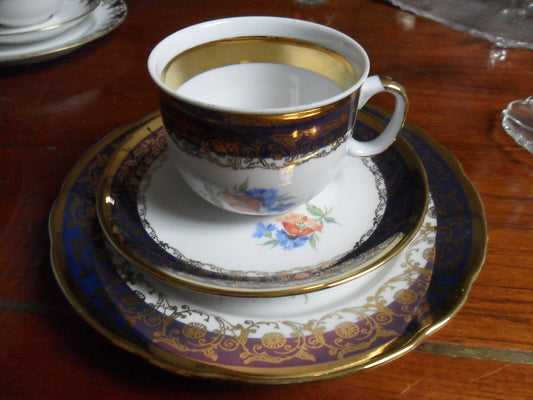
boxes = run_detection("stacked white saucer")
[0,0,127,65]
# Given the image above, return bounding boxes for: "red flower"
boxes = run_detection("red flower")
[275,213,323,237]
[221,190,261,212]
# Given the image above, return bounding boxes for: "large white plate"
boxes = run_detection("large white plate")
[49,107,488,384]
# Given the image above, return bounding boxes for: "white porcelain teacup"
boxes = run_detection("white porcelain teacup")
[0,0,62,27]
[148,16,408,215]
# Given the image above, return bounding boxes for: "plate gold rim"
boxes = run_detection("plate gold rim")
[49,106,488,384]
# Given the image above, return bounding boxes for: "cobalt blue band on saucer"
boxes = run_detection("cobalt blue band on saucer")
[49,106,487,384]
[96,113,428,297]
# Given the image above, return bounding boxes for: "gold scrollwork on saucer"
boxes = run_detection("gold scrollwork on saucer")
[107,206,435,366]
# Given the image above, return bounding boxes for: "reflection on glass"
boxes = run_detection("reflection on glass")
[502,97,533,153]
[389,0,533,49]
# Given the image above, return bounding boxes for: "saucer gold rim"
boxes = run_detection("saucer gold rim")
[96,112,429,298]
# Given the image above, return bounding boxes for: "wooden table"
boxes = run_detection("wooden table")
[1,0,532,398]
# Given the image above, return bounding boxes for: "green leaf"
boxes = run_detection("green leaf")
[325,217,337,224]
[236,178,249,193]
[309,233,317,249]
[262,239,279,248]
[278,194,295,202]
[306,203,323,217]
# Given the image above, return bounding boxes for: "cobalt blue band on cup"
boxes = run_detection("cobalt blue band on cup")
[159,94,356,167]
[148,16,408,215]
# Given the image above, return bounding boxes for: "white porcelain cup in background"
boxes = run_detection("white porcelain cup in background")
[0,0,62,27]
[148,16,408,216]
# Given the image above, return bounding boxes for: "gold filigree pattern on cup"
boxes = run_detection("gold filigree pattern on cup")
[160,90,357,167]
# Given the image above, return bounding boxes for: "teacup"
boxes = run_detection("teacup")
[0,0,62,27]
[148,16,408,215]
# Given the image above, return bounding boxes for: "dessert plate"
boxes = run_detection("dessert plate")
[0,0,127,66]
[49,107,487,384]
[97,117,428,297]
[0,0,100,45]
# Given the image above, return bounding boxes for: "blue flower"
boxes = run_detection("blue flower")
[268,201,297,213]
[276,229,309,250]
[243,188,279,210]
[252,222,277,238]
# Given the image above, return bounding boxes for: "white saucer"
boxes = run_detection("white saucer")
[0,0,127,65]
[97,116,428,297]
[111,195,436,327]
[0,0,100,45]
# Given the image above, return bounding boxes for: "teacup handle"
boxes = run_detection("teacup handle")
[347,75,408,157]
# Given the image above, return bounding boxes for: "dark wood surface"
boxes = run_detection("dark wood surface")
[1,0,532,398]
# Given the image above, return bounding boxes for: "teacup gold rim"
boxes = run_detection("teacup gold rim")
[147,16,370,116]
[161,36,358,93]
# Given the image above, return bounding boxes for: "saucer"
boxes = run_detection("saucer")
[49,106,488,383]
[97,117,428,297]
[0,0,100,45]
[0,0,127,66]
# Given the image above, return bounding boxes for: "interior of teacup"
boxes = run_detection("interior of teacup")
[148,16,370,114]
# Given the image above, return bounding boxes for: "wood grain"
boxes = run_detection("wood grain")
[1,0,532,398]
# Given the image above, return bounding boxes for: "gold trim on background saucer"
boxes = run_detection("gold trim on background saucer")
[0,0,100,39]
[0,0,128,66]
